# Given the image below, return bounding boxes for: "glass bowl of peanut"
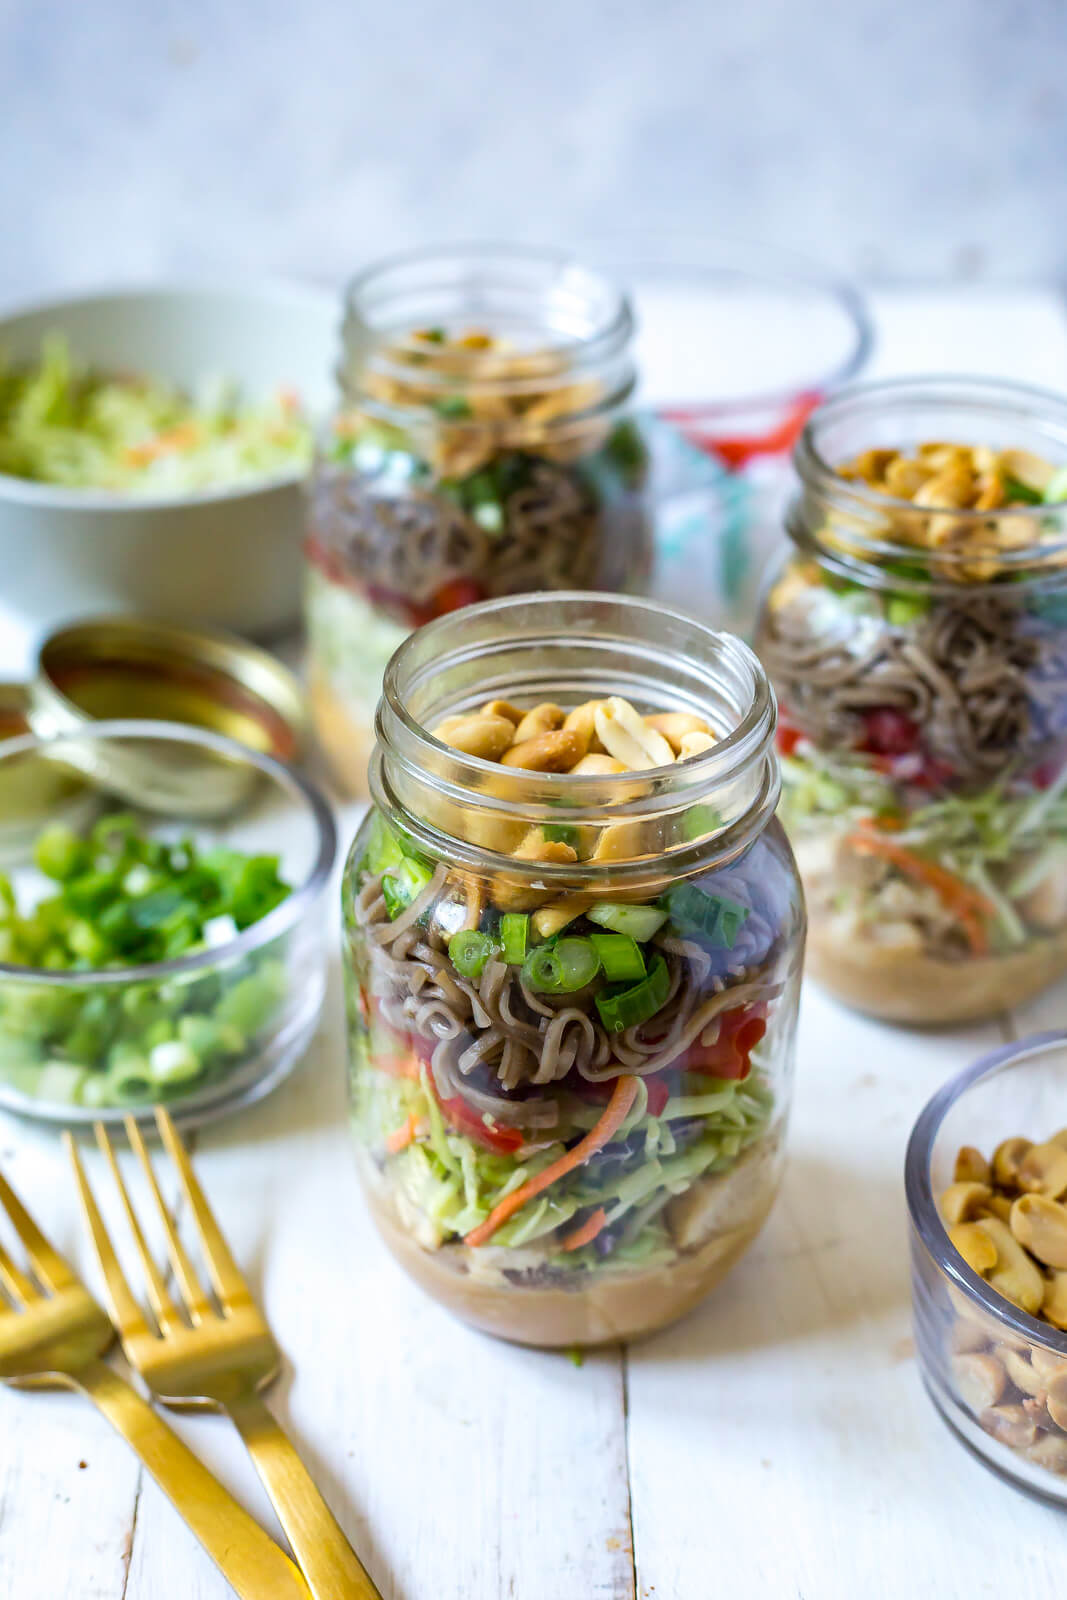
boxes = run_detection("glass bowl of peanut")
[906,1031,1067,1501]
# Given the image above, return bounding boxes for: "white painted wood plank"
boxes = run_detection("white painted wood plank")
[624,984,1067,1600]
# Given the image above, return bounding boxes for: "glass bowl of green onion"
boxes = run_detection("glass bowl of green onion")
[0,720,336,1126]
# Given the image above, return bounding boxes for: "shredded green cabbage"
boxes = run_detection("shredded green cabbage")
[349,1026,774,1273]
[0,334,313,493]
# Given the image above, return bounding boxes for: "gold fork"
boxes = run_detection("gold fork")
[0,1164,310,1600]
[67,1109,383,1600]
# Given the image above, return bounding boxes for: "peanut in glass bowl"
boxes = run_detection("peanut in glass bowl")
[906,1031,1067,1503]
[342,592,805,1347]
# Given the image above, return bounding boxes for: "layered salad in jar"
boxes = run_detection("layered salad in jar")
[758,419,1067,1023]
[343,673,802,1347]
[306,324,650,796]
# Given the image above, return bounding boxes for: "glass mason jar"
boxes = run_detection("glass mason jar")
[755,377,1067,1025]
[305,245,653,797]
[342,593,804,1346]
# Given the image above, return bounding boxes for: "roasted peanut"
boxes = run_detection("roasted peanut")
[592,819,653,863]
[1044,1272,1067,1330]
[975,1216,1045,1314]
[512,703,565,743]
[645,712,713,753]
[949,1221,998,1276]
[950,1316,992,1355]
[491,836,579,912]
[679,731,717,759]
[1018,1142,1067,1200]
[594,697,675,771]
[501,729,586,772]
[1047,1372,1067,1432]
[952,1351,1007,1411]
[1031,1346,1067,1383]
[940,1181,993,1225]
[980,1404,1038,1450]
[562,701,607,755]
[980,1193,1014,1224]
[433,713,516,761]
[1026,1433,1067,1474]
[480,699,525,724]
[955,1145,992,1186]
[532,896,593,939]
[570,753,627,776]
[993,1137,1033,1191]
[998,1346,1047,1398]
[1011,1194,1067,1270]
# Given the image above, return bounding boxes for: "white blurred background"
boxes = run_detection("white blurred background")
[3,0,1066,302]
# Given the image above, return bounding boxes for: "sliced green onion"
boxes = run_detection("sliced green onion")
[662,883,748,947]
[523,937,601,994]
[596,954,670,1033]
[499,913,529,965]
[381,857,434,919]
[33,824,89,883]
[589,933,646,982]
[449,929,497,980]
[1002,475,1044,506]
[433,395,472,420]
[681,804,723,842]
[886,593,929,626]
[587,902,667,941]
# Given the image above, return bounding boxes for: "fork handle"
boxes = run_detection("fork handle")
[226,1390,383,1600]
[77,1360,311,1600]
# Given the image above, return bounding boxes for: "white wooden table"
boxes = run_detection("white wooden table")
[4,287,1067,1600]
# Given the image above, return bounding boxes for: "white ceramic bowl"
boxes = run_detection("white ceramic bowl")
[0,281,339,640]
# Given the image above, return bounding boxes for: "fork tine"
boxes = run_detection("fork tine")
[65,1133,152,1340]
[94,1123,184,1335]
[155,1108,250,1310]
[0,1166,75,1294]
[124,1117,214,1325]
[0,1235,38,1306]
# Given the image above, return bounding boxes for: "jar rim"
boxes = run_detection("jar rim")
[791,374,1067,584]
[371,591,780,882]
[340,242,637,424]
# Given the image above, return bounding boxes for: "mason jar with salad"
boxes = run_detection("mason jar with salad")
[755,377,1067,1024]
[304,245,653,797]
[341,593,804,1346]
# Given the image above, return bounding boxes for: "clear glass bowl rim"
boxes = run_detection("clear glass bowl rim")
[0,718,337,988]
[904,1028,1067,1357]
[580,233,874,413]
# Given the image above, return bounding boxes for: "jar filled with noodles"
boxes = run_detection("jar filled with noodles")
[755,377,1067,1024]
[305,246,653,797]
[342,592,804,1346]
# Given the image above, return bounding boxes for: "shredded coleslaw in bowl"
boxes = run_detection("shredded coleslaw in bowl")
[0,334,314,495]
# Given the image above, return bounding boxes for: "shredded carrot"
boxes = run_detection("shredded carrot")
[561,1207,608,1252]
[371,1053,420,1081]
[465,1076,639,1248]
[849,822,992,955]
[385,1115,418,1154]
[123,423,200,466]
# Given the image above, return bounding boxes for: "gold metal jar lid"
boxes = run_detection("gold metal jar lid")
[30,616,306,759]
[18,618,307,820]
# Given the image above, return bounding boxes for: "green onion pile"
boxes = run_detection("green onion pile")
[0,814,293,1108]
